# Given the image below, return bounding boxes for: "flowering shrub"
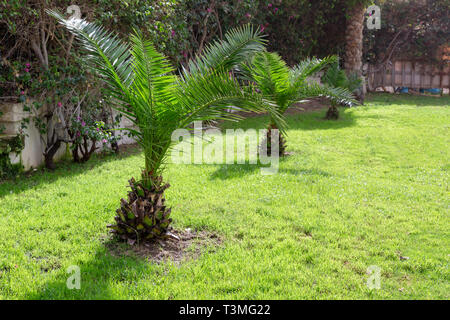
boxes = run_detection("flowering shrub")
[14,58,120,168]
[70,116,117,163]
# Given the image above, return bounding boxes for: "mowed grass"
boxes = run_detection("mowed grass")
[0,93,448,299]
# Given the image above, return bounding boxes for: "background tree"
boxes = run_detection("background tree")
[343,0,372,103]
[363,0,449,68]
[321,60,362,120]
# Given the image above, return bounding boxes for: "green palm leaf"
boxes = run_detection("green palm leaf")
[289,56,337,88]
[48,10,280,180]
[293,82,357,107]
[187,24,267,76]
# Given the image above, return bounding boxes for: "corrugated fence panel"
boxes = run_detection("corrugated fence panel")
[367,61,450,91]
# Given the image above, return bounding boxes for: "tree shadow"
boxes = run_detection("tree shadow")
[0,145,142,199]
[24,238,155,299]
[209,163,260,180]
[285,107,358,131]
[208,159,331,181]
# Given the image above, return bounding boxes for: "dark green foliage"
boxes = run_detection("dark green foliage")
[0,134,25,179]
[364,0,449,67]
[322,62,362,94]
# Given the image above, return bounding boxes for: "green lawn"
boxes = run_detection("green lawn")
[0,93,448,299]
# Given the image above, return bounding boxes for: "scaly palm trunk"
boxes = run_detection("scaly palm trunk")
[108,154,173,244]
[263,122,286,157]
[325,103,340,120]
[344,2,366,103]
[108,174,172,244]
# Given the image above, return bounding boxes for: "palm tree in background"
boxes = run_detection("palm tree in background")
[49,11,282,243]
[241,51,356,156]
[322,60,362,120]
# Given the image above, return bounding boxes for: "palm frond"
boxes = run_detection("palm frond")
[245,52,290,97]
[290,56,337,88]
[187,24,266,76]
[322,61,348,88]
[322,62,362,106]
[176,70,286,133]
[47,10,133,106]
[294,82,358,107]
[345,72,363,92]
[128,32,177,121]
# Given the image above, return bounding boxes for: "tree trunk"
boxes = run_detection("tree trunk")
[344,2,365,76]
[262,123,286,157]
[344,2,366,103]
[44,140,61,170]
[325,104,340,120]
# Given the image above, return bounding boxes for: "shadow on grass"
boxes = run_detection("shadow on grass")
[0,145,142,199]
[209,160,331,181]
[286,107,358,131]
[25,239,153,299]
[220,107,358,132]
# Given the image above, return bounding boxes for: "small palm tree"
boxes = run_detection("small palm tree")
[48,11,281,243]
[241,52,356,155]
[322,61,362,120]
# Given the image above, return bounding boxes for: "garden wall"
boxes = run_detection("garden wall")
[0,102,136,171]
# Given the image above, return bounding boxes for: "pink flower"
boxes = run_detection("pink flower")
[25,63,31,68]
[102,139,107,144]
[96,128,100,132]
[207,8,212,13]
[20,91,25,95]
[24,68,30,73]
[260,24,265,32]
[76,131,80,137]
[274,7,278,13]
[81,121,86,127]
[57,102,62,107]
[268,3,272,8]
[170,30,176,37]
[182,51,188,58]
[245,13,251,18]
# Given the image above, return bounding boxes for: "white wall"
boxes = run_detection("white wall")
[1,102,137,171]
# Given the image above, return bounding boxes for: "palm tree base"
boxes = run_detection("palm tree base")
[108,175,172,244]
[260,124,287,157]
[325,105,340,120]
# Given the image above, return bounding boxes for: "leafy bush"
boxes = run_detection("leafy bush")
[0,134,25,179]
